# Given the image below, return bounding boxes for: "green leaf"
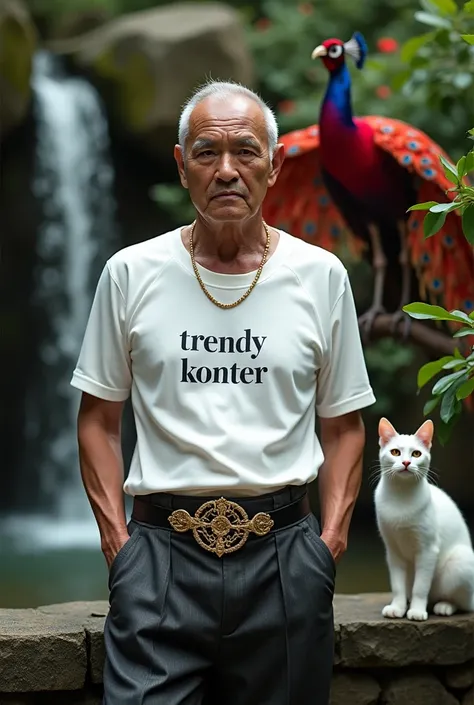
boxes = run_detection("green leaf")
[440,385,461,423]
[454,346,464,359]
[461,34,474,44]
[453,327,474,337]
[439,155,459,184]
[450,310,474,324]
[407,201,439,211]
[470,311,474,320]
[428,0,457,14]
[417,356,455,387]
[457,156,467,178]
[462,205,474,244]
[429,202,458,213]
[456,377,474,400]
[432,369,467,395]
[424,210,447,238]
[423,397,440,415]
[442,359,468,369]
[464,0,474,13]
[414,10,452,27]
[400,32,437,62]
[465,151,474,175]
[402,303,472,324]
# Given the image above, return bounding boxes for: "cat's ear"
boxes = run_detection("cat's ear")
[378,417,398,446]
[415,419,434,449]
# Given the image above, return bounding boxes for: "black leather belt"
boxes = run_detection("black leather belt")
[132,492,310,557]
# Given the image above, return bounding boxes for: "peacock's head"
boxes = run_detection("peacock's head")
[311,32,368,73]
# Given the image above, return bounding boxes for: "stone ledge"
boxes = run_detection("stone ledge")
[0,594,472,693]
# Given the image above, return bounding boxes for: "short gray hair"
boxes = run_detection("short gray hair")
[178,80,279,157]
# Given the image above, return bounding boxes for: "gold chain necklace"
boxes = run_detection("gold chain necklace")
[188,221,271,309]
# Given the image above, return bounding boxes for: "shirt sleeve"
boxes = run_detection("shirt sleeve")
[70,262,132,401]
[316,272,376,418]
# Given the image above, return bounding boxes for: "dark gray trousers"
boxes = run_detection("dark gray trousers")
[103,486,336,705]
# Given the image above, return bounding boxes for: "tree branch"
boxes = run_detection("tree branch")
[362,314,458,357]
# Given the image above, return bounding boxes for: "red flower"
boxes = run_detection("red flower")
[377,37,399,53]
[278,100,296,114]
[298,3,314,15]
[376,85,391,99]
[255,17,272,31]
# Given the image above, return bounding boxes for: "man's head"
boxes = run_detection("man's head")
[174,81,284,224]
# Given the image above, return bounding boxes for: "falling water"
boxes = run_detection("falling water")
[3,52,119,550]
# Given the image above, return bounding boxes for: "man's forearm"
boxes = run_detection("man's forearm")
[318,413,365,560]
[78,414,128,565]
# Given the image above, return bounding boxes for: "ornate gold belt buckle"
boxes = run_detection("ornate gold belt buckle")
[168,497,274,557]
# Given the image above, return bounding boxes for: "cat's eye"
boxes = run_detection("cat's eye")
[412,450,422,457]
[390,449,401,456]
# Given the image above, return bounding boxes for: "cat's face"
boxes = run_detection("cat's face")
[378,417,433,480]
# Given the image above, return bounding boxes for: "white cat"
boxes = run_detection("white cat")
[374,416,474,621]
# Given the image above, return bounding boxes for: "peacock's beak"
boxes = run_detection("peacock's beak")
[311,45,327,59]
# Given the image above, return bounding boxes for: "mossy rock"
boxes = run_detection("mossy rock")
[0,0,37,139]
[49,2,254,157]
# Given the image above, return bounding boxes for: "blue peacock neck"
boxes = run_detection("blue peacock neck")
[320,64,355,129]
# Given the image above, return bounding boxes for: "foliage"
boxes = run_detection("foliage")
[402,303,474,443]
[401,19,474,444]
[407,131,474,244]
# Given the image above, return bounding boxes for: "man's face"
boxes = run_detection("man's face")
[174,95,283,224]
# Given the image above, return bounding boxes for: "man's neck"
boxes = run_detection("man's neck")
[182,215,279,275]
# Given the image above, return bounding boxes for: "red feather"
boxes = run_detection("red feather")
[263,116,474,320]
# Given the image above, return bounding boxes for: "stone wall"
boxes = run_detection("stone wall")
[0,594,472,705]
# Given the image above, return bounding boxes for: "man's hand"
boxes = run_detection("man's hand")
[320,528,346,564]
[102,530,130,569]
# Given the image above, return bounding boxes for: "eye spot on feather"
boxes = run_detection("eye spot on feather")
[287,145,300,155]
[430,278,443,292]
[464,299,473,311]
[407,140,420,151]
[331,225,341,238]
[380,125,394,134]
[319,195,330,207]
[423,168,436,179]
[421,253,430,264]
[313,176,322,186]
[421,157,432,165]
[304,221,317,235]
[443,234,454,247]
[309,127,319,136]
[401,154,412,165]
[410,218,419,230]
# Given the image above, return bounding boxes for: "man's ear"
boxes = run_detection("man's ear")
[267,143,285,188]
[174,144,188,189]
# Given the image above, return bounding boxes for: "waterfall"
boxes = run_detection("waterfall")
[3,52,119,550]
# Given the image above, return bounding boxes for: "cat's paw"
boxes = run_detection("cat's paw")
[382,603,407,619]
[407,607,428,621]
[433,601,456,616]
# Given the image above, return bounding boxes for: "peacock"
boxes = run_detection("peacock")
[262,32,474,338]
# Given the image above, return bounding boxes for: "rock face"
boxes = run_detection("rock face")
[334,593,474,667]
[383,674,459,705]
[51,2,254,157]
[0,0,37,140]
[330,672,380,705]
[0,595,473,703]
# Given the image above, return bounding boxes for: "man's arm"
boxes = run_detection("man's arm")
[77,391,129,568]
[317,410,365,563]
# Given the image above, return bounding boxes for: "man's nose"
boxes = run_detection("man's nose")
[216,153,239,182]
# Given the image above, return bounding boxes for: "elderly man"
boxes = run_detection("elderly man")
[71,80,375,705]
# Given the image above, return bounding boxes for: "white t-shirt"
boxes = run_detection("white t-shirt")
[71,227,375,496]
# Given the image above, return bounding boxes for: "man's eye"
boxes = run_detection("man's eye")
[199,151,215,157]
[239,149,254,156]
